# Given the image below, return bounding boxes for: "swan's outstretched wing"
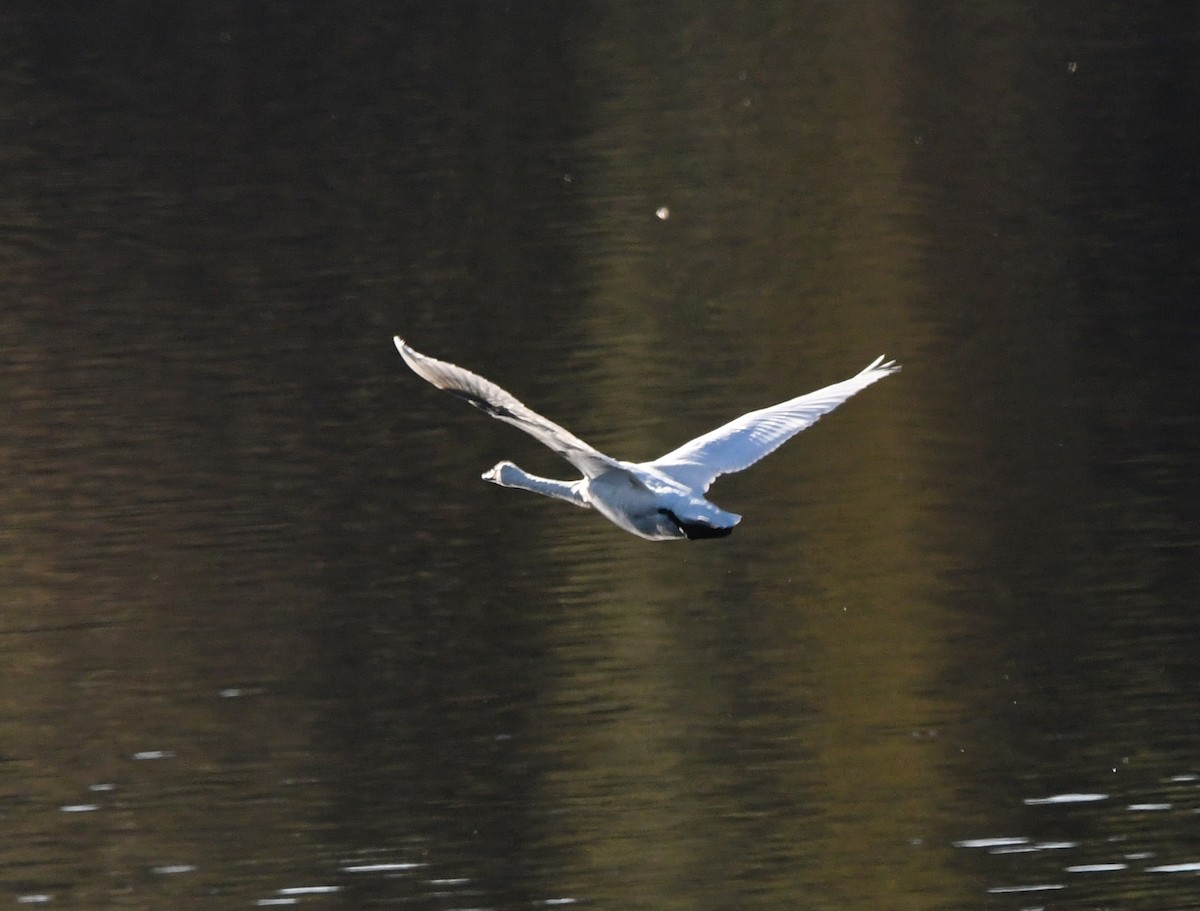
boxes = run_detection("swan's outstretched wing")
[649,356,899,491]
[395,337,620,479]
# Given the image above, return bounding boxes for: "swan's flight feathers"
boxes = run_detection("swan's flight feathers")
[650,356,899,491]
[394,337,619,478]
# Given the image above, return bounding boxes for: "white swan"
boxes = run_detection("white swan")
[395,337,899,541]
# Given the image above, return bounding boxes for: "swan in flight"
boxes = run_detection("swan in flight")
[395,337,898,541]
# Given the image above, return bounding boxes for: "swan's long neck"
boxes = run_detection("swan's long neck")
[483,461,588,508]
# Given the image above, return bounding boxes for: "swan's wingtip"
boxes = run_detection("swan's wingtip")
[393,335,407,354]
[867,355,901,374]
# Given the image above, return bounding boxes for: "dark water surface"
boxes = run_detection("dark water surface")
[3,5,1199,909]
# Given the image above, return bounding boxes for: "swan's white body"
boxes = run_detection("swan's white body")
[395,337,898,541]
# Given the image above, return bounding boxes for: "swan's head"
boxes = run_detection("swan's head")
[482,460,522,486]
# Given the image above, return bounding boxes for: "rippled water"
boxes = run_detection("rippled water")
[2,5,1199,910]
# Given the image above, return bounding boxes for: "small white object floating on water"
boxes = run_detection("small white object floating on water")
[395,337,899,541]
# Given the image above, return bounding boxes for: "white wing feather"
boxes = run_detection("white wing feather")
[395,337,620,479]
[648,356,899,491]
